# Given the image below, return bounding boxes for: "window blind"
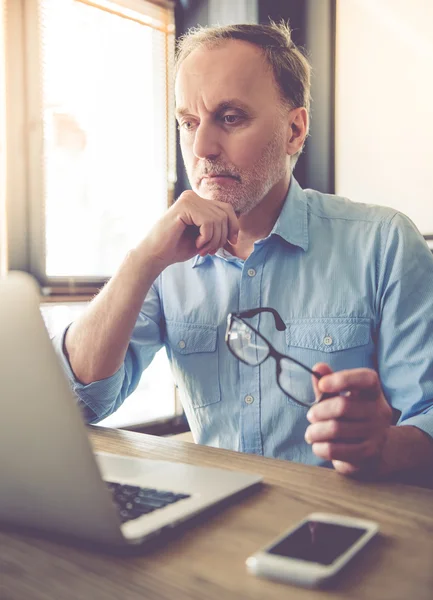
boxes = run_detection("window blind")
[9,0,175,292]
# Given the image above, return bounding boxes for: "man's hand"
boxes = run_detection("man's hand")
[305,363,393,476]
[138,190,239,271]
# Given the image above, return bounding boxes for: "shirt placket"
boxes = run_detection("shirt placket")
[238,254,264,455]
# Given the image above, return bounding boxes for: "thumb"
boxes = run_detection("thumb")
[312,362,333,401]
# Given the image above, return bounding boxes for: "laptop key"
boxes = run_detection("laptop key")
[133,496,166,509]
[105,481,191,523]
[120,485,141,495]
[154,495,179,504]
[130,505,156,516]
[155,491,178,498]
[137,488,158,497]
[116,492,131,502]
[119,509,132,522]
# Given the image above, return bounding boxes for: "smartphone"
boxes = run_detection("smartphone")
[246,512,378,588]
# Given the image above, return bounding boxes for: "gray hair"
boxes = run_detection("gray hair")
[175,21,312,168]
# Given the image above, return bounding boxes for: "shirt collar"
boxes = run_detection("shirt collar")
[269,176,309,251]
[192,254,208,267]
[192,176,309,268]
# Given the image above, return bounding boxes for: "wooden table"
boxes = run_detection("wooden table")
[1,427,432,600]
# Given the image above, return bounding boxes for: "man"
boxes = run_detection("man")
[54,22,433,480]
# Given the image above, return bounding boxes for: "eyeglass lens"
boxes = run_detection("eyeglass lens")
[228,318,269,366]
[279,357,316,406]
[228,318,318,406]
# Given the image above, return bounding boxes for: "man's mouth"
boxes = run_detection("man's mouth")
[201,173,240,183]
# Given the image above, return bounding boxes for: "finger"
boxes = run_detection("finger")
[312,363,333,401]
[307,393,372,422]
[206,205,230,249]
[220,204,239,245]
[318,368,380,396]
[312,440,377,462]
[305,420,374,444]
[196,222,214,250]
[209,221,223,254]
[219,215,229,249]
[198,222,221,255]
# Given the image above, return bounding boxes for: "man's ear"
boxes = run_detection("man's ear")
[286,107,308,156]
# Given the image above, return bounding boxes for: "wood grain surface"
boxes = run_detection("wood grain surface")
[1,426,432,600]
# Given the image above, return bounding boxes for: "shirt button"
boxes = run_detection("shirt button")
[178,340,186,349]
[323,336,333,346]
[244,395,254,404]
[247,268,256,277]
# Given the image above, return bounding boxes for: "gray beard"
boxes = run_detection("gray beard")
[187,128,288,215]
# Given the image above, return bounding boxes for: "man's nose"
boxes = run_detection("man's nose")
[192,121,221,160]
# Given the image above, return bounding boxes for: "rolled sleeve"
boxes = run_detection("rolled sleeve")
[52,324,128,423]
[398,412,433,439]
[52,281,164,424]
[377,213,433,440]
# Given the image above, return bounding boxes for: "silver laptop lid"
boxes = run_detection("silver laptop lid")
[0,272,124,545]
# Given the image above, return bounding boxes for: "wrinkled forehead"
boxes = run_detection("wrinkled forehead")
[175,39,280,110]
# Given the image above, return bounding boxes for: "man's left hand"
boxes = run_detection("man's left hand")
[305,363,393,476]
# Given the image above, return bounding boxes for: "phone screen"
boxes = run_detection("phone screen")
[267,520,367,566]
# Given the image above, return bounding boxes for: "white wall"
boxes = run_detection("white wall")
[335,0,433,234]
[208,0,257,26]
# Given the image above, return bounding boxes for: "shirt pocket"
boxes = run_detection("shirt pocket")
[165,321,221,409]
[285,318,374,372]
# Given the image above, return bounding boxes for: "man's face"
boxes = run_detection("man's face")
[175,40,291,215]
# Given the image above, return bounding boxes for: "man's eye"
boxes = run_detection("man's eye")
[223,114,240,125]
[179,120,195,131]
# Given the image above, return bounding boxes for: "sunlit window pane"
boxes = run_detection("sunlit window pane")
[36,0,176,429]
[40,0,169,276]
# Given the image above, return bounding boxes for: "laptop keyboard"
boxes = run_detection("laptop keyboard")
[106,482,191,523]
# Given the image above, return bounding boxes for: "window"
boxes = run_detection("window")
[335,0,433,248]
[6,0,176,289]
[2,0,179,428]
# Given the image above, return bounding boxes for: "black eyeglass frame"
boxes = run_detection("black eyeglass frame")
[225,307,331,408]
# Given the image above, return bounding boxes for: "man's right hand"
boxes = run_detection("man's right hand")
[138,190,239,271]
[65,191,238,384]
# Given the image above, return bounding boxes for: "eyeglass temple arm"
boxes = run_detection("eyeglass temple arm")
[238,307,286,331]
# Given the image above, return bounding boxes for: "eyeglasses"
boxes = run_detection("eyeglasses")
[225,307,331,408]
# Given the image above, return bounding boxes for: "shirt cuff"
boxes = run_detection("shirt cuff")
[52,324,79,383]
[398,413,433,440]
[52,325,124,422]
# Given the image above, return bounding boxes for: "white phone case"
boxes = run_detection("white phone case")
[246,512,379,587]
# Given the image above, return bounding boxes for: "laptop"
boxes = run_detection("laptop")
[0,271,262,548]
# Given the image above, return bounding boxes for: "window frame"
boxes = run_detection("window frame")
[0,0,7,276]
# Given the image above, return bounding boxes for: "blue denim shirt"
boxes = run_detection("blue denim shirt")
[53,177,433,466]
